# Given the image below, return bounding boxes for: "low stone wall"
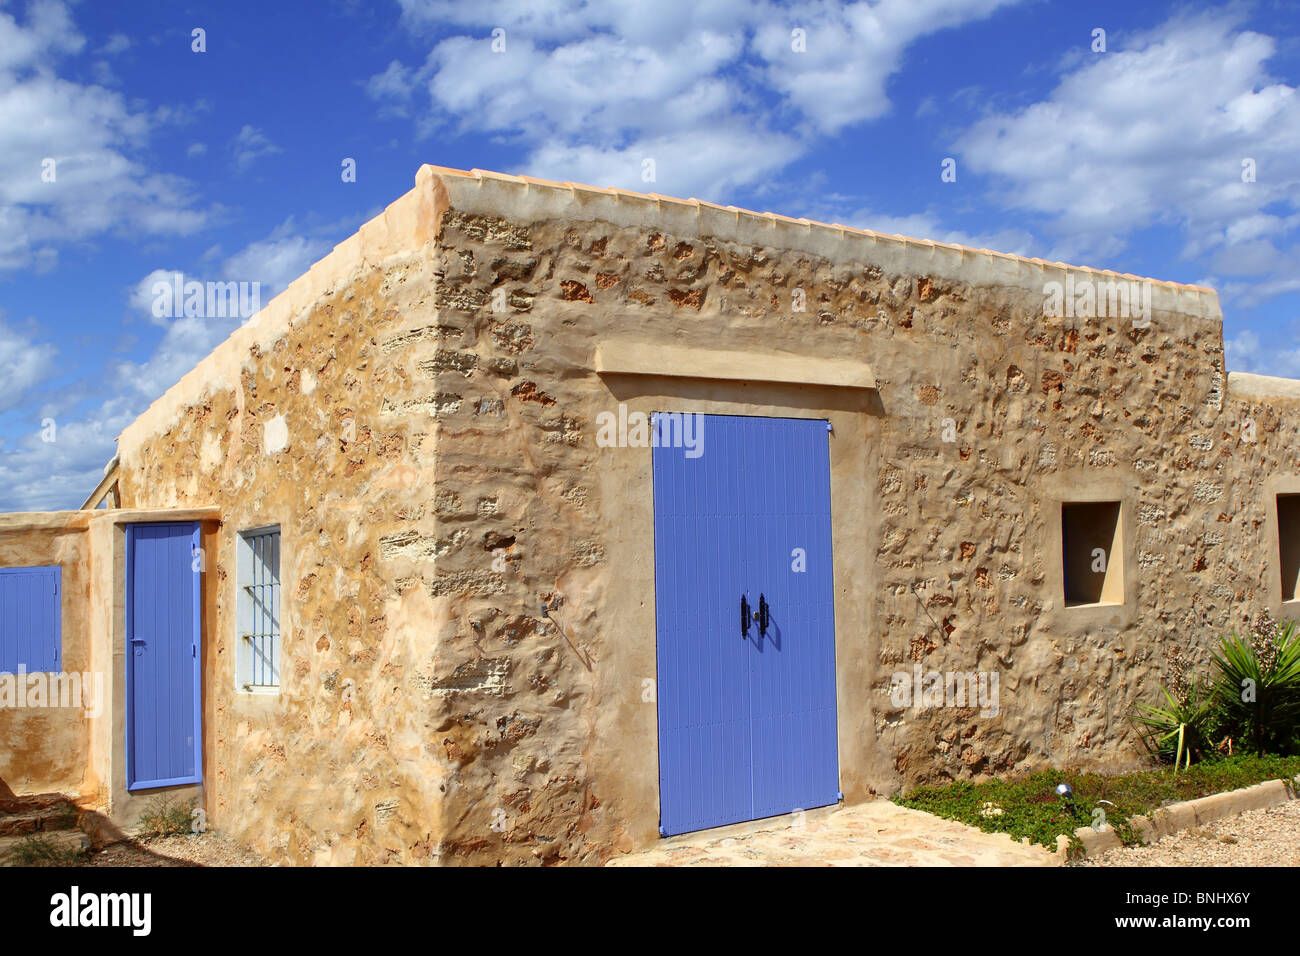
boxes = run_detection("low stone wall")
[1069,776,1297,858]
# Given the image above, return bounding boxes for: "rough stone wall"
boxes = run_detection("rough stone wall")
[420,189,1283,859]
[866,294,1225,783]
[108,167,1300,865]
[1220,381,1300,608]
[116,246,460,864]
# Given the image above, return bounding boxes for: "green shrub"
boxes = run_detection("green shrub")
[1210,613,1300,755]
[1,834,84,866]
[136,795,196,838]
[1131,614,1300,765]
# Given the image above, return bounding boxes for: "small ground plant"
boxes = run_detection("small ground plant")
[894,754,1300,855]
[136,795,197,838]
[1,833,84,866]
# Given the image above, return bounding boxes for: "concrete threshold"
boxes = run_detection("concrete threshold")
[654,803,842,847]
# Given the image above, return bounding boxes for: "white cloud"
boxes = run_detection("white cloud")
[0,1,208,271]
[1222,326,1300,378]
[373,0,1024,199]
[0,0,82,72]
[98,33,130,56]
[128,268,175,324]
[231,125,282,171]
[394,0,604,39]
[0,317,57,413]
[529,127,802,203]
[0,220,334,511]
[750,0,1020,135]
[366,59,415,110]
[957,10,1300,280]
[1215,270,1300,311]
[113,313,238,402]
[0,404,132,512]
[422,29,743,138]
[1225,328,1262,371]
[221,227,332,295]
[119,221,332,398]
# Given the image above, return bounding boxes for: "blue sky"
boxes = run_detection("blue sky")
[3,0,1300,510]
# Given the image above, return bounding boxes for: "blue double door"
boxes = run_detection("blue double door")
[652,414,840,836]
[126,523,203,790]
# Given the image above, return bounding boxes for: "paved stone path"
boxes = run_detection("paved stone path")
[607,799,1058,866]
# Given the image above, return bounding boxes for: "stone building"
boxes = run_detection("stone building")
[3,164,1300,864]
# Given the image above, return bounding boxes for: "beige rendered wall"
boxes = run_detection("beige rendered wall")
[111,165,1300,865]
[0,508,219,820]
[0,512,94,798]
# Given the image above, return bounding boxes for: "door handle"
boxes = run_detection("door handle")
[758,594,770,638]
[130,638,146,644]
[740,595,751,639]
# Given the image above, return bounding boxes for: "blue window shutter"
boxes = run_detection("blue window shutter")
[0,565,62,673]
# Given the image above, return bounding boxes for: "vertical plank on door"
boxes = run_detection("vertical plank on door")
[748,417,840,819]
[653,414,753,835]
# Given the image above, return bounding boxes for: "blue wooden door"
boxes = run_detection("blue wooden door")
[126,523,202,790]
[652,414,839,836]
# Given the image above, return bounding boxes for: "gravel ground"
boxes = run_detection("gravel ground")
[81,832,270,867]
[1082,799,1300,866]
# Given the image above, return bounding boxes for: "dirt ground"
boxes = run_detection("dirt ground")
[80,832,269,867]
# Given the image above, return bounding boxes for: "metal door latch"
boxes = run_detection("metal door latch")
[741,594,771,638]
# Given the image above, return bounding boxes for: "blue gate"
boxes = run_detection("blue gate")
[126,523,202,790]
[652,414,839,835]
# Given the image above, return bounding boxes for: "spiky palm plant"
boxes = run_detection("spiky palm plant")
[1210,617,1300,755]
[1131,677,1215,770]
